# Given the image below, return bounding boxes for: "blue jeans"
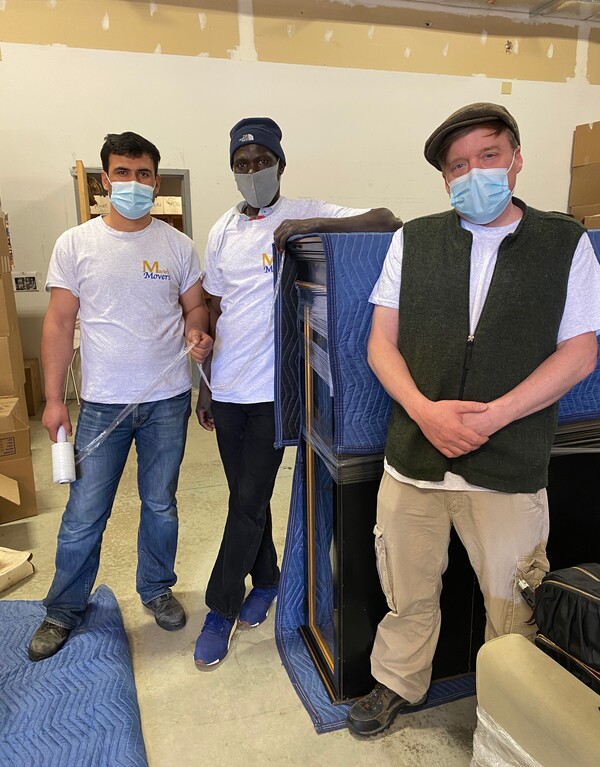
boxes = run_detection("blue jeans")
[44,390,191,628]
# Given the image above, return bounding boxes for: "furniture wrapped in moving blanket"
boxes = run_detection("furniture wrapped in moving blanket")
[273,233,484,704]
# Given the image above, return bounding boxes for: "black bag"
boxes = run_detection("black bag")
[534,563,600,695]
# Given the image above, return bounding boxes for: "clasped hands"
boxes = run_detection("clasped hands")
[415,399,502,459]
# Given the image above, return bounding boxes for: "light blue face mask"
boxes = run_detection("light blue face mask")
[448,153,516,225]
[108,180,155,220]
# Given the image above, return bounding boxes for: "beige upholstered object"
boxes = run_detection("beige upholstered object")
[474,633,600,767]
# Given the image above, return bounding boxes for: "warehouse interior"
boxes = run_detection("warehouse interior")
[1,1,600,765]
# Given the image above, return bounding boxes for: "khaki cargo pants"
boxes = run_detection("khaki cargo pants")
[371,471,549,703]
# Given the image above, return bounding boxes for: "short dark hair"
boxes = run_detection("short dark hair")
[100,132,161,175]
[437,121,519,170]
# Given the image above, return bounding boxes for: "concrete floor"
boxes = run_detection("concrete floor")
[0,404,478,767]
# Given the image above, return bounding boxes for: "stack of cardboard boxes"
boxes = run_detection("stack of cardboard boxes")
[0,214,37,523]
[569,120,600,229]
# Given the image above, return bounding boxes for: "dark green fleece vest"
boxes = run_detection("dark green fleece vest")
[386,200,584,493]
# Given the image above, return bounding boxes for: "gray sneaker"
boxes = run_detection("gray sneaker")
[28,620,72,662]
[347,683,426,736]
[145,593,186,631]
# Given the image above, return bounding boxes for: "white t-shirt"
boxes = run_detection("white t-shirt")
[46,216,202,403]
[203,196,368,404]
[370,219,600,491]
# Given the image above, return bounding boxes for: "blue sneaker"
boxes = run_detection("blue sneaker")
[194,612,237,668]
[239,586,278,628]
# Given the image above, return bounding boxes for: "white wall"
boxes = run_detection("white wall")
[1,41,599,358]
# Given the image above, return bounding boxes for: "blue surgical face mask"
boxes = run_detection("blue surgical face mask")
[448,153,516,225]
[108,179,155,220]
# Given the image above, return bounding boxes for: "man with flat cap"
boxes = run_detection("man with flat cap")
[347,102,600,736]
[194,116,401,668]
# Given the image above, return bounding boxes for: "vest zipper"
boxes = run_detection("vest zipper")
[458,335,475,399]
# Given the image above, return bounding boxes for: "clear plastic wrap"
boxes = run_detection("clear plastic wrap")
[471,707,543,767]
[75,342,194,465]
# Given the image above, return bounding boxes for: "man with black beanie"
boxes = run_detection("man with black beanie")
[346,102,600,737]
[193,116,401,669]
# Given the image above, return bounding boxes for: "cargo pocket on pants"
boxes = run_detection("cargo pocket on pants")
[374,524,396,614]
[511,545,550,634]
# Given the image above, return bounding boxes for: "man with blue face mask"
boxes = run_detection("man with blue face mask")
[193,116,402,669]
[28,131,212,661]
[347,103,600,736]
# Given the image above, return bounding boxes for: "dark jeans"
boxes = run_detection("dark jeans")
[206,400,285,619]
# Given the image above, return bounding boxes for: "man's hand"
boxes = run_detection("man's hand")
[186,330,213,364]
[413,399,490,458]
[462,402,505,439]
[273,219,314,254]
[195,381,214,431]
[42,399,72,443]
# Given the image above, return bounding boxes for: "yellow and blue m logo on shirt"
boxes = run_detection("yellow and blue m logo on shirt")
[262,253,273,274]
[143,260,171,280]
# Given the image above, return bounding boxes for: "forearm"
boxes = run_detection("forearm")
[489,333,598,430]
[184,305,209,337]
[273,209,402,252]
[367,334,427,418]
[41,317,76,402]
[309,208,402,235]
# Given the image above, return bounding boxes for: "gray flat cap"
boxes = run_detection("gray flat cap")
[424,102,520,170]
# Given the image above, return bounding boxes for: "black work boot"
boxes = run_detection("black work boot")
[347,683,426,737]
[144,593,186,631]
[28,620,72,662]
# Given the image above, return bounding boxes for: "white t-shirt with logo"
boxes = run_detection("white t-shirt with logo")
[203,196,368,404]
[46,216,202,403]
[369,219,600,491]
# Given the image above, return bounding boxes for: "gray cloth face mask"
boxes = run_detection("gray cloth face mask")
[234,162,280,209]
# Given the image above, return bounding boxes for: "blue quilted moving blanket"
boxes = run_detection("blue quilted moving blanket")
[558,229,600,425]
[274,232,393,453]
[0,585,147,767]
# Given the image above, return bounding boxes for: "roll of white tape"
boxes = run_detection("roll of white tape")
[52,441,76,484]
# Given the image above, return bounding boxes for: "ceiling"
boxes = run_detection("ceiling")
[379,1,600,21]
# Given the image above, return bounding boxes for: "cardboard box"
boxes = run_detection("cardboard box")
[0,391,29,426]
[584,214,600,229]
[0,398,30,463]
[0,217,11,274]
[23,358,42,416]
[15,385,29,425]
[163,196,182,215]
[572,121,600,167]
[569,203,600,222]
[0,455,37,524]
[0,331,25,396]
[0,547,34,593]
[568,163,600,208]
[0,272,18,336]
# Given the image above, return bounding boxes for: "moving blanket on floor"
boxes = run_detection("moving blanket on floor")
[0,585,147,767]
